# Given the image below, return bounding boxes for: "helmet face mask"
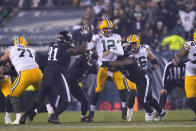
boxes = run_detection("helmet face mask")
[126,34,140,52]
[99,19,113,37]
[14,36,27,47]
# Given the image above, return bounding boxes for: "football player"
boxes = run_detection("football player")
[101,35,166,122]
[19,29,89,124]
[173,31,196,121]
[0,66,12,124]
[0,36,42,124]
[86,19,136,122]
[124,34,159,120]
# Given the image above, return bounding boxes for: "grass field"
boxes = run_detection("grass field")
[0,110,196,131]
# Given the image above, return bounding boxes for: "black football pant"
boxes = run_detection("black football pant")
[159,80,184,109]
[136,75,162,114]
[23,71,71,118]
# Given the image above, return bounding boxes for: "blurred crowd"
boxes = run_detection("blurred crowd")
[1,0,196,51]
[76,0,196,51]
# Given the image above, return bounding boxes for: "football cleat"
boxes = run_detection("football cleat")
[4,115,12,124]
[80,116,88,123]
[48,114,61,124]
[28,111,37,123]
[19,115,27,124]
[145,112,155,122]
[87,111,94,123]
[122,107,128,121]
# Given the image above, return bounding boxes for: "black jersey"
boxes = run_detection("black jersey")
[118,50,147,83]
[44,41,73,73]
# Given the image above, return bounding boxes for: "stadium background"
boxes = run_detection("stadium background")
[0,0,195,112]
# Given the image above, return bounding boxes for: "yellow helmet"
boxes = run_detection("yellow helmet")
[99,19,113,37]
[126,34,140,52]
[194,30,196,42]
[14,36,27,47]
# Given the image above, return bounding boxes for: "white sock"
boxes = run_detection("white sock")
[90,105,96,111]
[46,104,54,114]
[5,112,11,118]
[121,102,126,108]
[16,113,21,120]
[34,109,38,113]
[128,108,133,113]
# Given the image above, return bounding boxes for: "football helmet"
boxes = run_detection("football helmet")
[99,19,113,37]
[194,30,196,42]
[14,36,27,47]
[57,31,73,43]
[126,34,140,52]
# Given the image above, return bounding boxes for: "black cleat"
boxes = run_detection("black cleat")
[87,111,94,123]
[19,116,27,124]
[80,116,88,122]
[48,114,61,124]
[28,111,37,123]
[122,107,127,121]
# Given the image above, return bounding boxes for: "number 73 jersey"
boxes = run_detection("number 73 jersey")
[87,34,123,66]
[10,45,39,73]
[132,45,150,71]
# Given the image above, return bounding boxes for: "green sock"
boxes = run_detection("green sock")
[10,96,21,113]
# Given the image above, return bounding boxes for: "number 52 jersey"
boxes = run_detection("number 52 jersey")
[10,45,39,73]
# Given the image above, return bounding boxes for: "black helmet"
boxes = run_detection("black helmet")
[57,31,73,43]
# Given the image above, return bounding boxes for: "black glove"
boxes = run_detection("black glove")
[80,25,90,41]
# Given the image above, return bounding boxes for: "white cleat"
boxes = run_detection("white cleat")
[11,113,21,125]
[145,112,155,122]
[127,108,133,121]
[4,116,12,124]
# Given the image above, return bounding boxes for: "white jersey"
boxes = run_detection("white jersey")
[87,34,124,66]
[184,41,196,76]
[10,45,39,73]
[132,45,150,71]
[179,10,195,32]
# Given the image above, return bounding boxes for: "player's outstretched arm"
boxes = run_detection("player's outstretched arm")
[173,48,189,65]
[102,58,134,68]
[147,51,158,70]
[0,51,10,63]
[66,41,87,56]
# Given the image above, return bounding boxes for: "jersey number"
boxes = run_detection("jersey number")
[48,47,58,61]
[17,48,33,58]
[101,40,115,52]
[138,56,147,67]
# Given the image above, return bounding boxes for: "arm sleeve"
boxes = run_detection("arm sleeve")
[87,35,96,50]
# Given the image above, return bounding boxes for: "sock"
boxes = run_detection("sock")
[10,96,21,113]
[90,105,96,111]
[5,112,11,118]
[91,92,100,105]
[188,97,196,116]
[127,89,136,109]
[46,104,54,115]
[121,102,126,108]
[5,96,12,113]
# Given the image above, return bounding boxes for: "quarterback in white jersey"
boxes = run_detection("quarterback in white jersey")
[86,19,136,122]
[125,34,158,72]
[173,31,196,121]
[0,36,42,124]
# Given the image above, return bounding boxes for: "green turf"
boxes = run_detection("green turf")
[0,110,196,131]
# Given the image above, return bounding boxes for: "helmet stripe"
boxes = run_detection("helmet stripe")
[106,19,111,27]
[129,35,133,42]
[16,36,20,45]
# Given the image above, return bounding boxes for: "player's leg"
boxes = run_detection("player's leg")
[113,71,127,120]
[1,77,12,124]
[124,78,136,121]
[185,76,196,121]
[70,83,89,122]
[87,67,108,122]
[48,73,71,124]
[159,81,174,109]
[136,75,155,122]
